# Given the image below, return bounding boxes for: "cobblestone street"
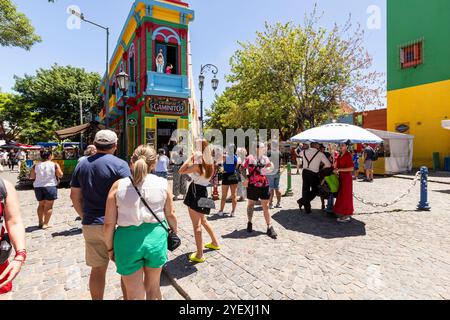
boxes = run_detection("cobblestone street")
[1,170,449,300]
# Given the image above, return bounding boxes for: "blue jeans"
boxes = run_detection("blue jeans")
[155,172,168,179]
[267,174,281,190]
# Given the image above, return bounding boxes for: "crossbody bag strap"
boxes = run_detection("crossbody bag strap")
[128,177,170,234]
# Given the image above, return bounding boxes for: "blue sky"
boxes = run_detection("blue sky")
[0,0,386,110]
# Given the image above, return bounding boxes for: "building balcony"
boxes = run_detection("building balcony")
[146,71,190,99]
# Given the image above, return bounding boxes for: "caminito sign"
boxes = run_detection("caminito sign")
[147,97,188,116]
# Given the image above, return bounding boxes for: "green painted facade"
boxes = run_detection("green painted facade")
[387,0,450,91]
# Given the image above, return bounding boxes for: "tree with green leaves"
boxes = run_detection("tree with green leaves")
[207,6,384,140]
[13,64,102,131]
[0,92,58,143]
[0,0,42,50]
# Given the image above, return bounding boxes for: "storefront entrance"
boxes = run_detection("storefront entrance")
[157,118,177,151]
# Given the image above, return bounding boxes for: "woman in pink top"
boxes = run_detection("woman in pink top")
[242,143,277,239]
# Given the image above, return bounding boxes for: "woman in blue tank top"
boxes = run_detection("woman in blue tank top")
[217,144,240,217]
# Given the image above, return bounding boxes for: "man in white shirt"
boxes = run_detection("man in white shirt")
[297,142,332,214]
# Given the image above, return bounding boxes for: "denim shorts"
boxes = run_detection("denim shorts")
[34,186,58,201]
[155,171,168,179]
[267,174,281,190]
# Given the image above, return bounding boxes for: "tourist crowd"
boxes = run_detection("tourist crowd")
[0,129,381,299]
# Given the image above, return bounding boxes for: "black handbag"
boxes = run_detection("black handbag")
[129,177,181,252]
[0,178,12,265]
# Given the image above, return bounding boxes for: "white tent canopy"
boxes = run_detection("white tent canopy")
[290,123,383,144]
[368,129,414,174]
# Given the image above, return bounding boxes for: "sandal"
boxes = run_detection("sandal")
[189,253,206,263]
[204,243,221,250]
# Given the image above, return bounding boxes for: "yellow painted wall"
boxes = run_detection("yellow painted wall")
[387,79,450,168]
[153,7,180,24]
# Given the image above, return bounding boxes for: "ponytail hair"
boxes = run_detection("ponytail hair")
[131,145,157,185]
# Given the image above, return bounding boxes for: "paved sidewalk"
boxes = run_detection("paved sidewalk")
[165,173,450,300]
[0,171,183,300]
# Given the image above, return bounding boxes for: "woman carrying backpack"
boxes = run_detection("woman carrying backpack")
[0,178,26,298]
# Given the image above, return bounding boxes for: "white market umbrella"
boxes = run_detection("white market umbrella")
[290,123,383,144]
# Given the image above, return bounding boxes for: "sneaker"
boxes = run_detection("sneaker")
[247,222,253,233]
[269,204,274,209]
[217,211,225,217]
[275,203,282,209]
[337,216,352,223]
[267,226,278,239]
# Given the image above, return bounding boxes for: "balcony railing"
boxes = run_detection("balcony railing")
[146,71,190,99]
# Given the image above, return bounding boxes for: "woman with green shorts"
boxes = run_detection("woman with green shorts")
[104,145,177,300]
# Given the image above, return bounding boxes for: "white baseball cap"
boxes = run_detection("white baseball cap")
[94,130,118,145]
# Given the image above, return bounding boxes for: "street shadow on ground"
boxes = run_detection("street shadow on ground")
[25,226,41,233]
[207,214,234,221]
[433,189,450,195]
[272,209,366,239]
[164,253,198,280]
[51,227,82,238]
[221,229,267,239]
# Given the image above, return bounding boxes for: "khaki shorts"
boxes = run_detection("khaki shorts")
[82,225,109,268]
[364,160,374,170]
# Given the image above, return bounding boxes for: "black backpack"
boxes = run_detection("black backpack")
[371,148,379,161]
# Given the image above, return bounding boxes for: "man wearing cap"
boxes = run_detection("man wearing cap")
[70,130,131,300]
[297,142,332,214]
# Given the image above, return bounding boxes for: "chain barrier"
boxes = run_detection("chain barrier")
[353,171,421,208]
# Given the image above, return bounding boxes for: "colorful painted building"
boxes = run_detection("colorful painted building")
[98,0,199,156]
[353,109,387,131]
[387,0,450,168]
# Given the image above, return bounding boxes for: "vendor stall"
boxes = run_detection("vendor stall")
[360,129,414,175]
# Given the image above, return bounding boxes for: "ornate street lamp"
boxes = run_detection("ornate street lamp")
[116,71,130,161]
[198,64,219,132]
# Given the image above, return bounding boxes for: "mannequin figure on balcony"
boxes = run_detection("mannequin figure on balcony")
[156,49,165,73]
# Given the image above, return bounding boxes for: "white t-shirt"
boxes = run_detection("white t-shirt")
[302,149,331,173]
[17,151,26,160]
[33,161,58,188]
[155,155,169,173]
[116,175,168,227]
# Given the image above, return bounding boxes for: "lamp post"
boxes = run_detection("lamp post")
[71,9,110,128]
[117,71,130,162]
[198,64,219,133]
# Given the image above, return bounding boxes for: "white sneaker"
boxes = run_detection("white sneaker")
[217,211,225,217]
[337,216,351,223]
[269,204,274,209]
